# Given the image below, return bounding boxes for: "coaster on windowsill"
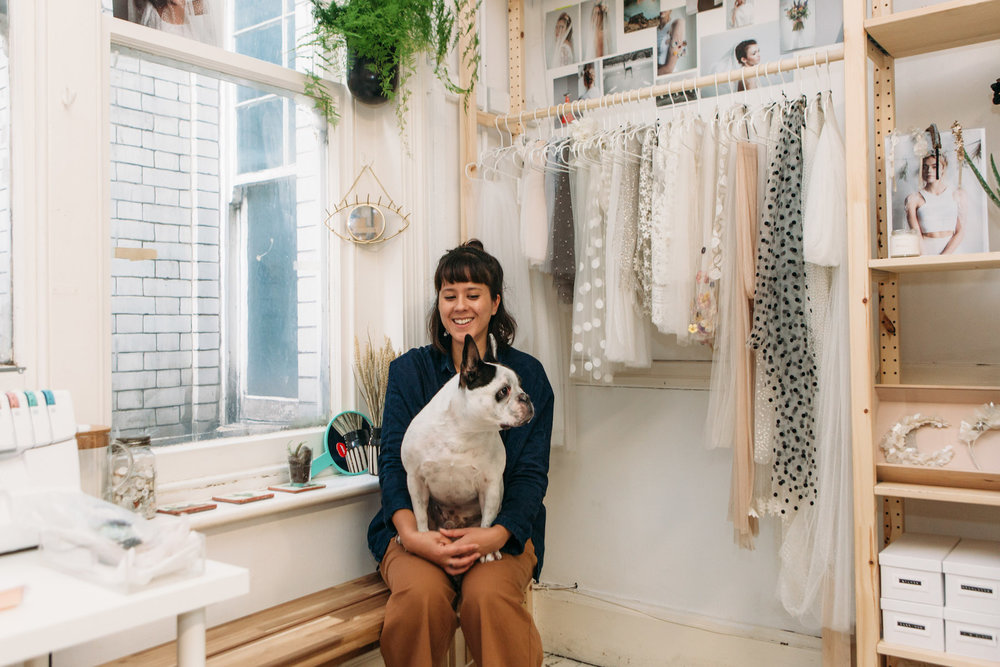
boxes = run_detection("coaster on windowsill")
[267,482,326,494]
[156,501,218,516]
[212,490,275,504]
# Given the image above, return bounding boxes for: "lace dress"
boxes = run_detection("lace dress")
[604,131,651,368]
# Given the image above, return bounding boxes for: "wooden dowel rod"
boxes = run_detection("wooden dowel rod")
[479,43,845,127]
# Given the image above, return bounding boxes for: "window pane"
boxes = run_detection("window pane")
[0,0,11,364]
[110,49,329,444]
[233,0,282,32]
[234,22,282,66]
[237,97,284,173]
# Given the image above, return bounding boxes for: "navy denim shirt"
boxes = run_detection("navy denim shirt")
[366,344,553,579]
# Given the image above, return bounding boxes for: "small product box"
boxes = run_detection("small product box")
[879,532,960,606]
[944,539,1000,615]
[881,597,945,652]
[945,606,1000,661]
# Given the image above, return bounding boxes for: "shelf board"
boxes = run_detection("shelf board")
[878,640,1000,666]
[865,0,1000,58]
[875,479,1000,505]
[875,384,1000,404]
[870,251,1000,274]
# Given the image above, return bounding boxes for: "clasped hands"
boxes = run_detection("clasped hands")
[400,525,510,576]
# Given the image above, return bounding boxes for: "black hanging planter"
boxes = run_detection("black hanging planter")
[346,50,399,106]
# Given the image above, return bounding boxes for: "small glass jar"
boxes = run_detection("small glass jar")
[889,228,922,257]
[109,435,157,519]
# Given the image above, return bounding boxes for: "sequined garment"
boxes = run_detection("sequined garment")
[549,140,576,304]
[633,126,657,315]
[747,97,817,516]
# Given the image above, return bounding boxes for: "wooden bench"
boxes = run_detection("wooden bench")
[104,573,531,667]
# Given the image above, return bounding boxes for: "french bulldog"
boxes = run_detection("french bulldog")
[401,334,534,562]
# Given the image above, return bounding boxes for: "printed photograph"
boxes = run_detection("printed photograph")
[655,74,698,107]
[887,127,989,256]
[578,61,603,100]
[581,1,616,61]
[726,0,756,29]
[700,21,782,97]
[113,0,221,47]
[546,5,582,69]
[624,0,661,33]
[602,48,655,95]
[656,6,697,76]
[552,71,584,129]
[687,0,723,13]
[779,0,843,53]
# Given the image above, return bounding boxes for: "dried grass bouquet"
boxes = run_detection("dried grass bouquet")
[353,334,399,428]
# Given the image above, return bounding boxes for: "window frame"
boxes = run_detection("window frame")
[105,16,345,443]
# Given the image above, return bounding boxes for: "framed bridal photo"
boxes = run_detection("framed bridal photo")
[887,127,989,257]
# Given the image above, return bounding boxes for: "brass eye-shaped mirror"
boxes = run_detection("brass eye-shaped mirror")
[347,204,385,242]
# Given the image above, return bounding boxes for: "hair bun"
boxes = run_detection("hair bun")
[463,239,485,251]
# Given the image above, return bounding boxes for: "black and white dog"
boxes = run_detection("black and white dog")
[401,335,534,562]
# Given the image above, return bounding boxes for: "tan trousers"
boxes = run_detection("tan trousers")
[378,538,543,667]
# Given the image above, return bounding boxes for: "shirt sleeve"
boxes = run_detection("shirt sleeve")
[376,355,422,529]
[493,363,554,554]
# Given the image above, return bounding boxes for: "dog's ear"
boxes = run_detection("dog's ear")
[459,335,496,389]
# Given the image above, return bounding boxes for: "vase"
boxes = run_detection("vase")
[342,428,368,474]
[346,50,398,106]
[366,428,381,477]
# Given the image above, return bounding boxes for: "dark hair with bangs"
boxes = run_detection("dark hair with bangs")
[427,240,516,356]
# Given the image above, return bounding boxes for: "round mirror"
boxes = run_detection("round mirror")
[346,205,385,242]
[311,410,373,477]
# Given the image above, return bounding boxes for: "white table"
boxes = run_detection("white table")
[0,549,249,667]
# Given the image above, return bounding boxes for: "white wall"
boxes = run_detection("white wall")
[543,386,817,634]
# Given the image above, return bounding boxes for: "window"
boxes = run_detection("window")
[109,5,330,444]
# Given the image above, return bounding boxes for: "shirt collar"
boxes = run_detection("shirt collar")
[431,342,510,380]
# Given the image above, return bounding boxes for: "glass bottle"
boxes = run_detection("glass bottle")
[109,435,157,519]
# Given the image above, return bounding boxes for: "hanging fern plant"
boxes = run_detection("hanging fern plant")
[306,0,480,132]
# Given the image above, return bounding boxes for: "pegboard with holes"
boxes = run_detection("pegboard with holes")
[878,278,900,383]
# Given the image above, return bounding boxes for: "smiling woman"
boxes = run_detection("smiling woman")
[367,240,553,667]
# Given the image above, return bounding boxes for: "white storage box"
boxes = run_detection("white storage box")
[882,597,945,651]
[879,533,960,605]
[944,539,1000,615]
[945,606,1000,661]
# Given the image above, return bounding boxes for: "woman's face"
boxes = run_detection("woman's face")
[438,281,500,348]
[921,156,946,184]
[556,15,570,36]
[741,43,761,66]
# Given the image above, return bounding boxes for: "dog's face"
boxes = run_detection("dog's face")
[458,335,534,429]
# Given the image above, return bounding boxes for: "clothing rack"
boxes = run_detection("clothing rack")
[485,43,845,130]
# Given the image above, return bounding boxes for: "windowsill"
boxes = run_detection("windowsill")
[184,472,379,531]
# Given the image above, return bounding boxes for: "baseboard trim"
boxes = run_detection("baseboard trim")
[534,587,822,667]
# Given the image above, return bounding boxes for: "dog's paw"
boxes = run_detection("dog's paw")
[479,551,503,563]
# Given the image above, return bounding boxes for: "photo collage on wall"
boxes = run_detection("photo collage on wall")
[544,0,843,116]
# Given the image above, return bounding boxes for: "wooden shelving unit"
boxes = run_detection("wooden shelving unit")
[864,0,1000,57]
[846,0,1000,665]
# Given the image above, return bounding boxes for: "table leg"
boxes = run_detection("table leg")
[177,607,207,667]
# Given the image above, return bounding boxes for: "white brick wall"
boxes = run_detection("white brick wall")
[110,49,328,444]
